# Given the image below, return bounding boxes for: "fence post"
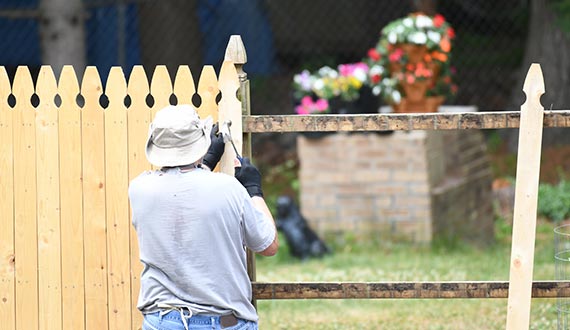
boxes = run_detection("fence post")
[224,36,257,303]
[505,63,545,330]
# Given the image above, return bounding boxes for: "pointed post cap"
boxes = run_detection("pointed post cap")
[523,63,545,99]
[225,35,247,65]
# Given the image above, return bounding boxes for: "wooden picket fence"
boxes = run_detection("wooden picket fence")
[2,34,570,330]
[0,61,242,330]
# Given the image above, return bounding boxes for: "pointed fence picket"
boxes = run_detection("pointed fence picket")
[58,66,85,330]
[0,66,15,330]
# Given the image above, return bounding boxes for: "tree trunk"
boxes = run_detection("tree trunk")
[411,0,437,15]
[137,0,202,80]
[39,0,86,76]
[506,0,570,149]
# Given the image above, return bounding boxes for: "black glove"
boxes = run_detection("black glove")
[202,123,225,170]
[234,157,264,197]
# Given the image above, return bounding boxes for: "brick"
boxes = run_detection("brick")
[393,169,428,182]
[352,169,391,183]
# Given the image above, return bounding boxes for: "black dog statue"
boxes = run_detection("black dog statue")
[275,195,330,260]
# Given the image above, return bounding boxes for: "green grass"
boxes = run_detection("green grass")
[255,221,559,329]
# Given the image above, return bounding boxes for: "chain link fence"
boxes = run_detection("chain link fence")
[0,0,529,112]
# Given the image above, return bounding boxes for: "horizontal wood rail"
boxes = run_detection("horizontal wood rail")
[243,110,570,133]
[252,281,570,300]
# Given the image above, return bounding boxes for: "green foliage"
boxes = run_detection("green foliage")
[538,179,570,222]
[260,158,299,215]
[551,0,570,36]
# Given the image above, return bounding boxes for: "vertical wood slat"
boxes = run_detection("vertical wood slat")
[35,66,62,330]
[173,65,196,107]
[126,66,151,330]
[149,66,172,119]
[196,66,219,121]
[506,64,545,329]
[105,67,132,330]
[12,66,39,330]
[81,66,109,330]
[58,66,85,330]
[218,61,241,175]
[0,66,15,330]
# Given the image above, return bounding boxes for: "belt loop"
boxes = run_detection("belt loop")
[211,316,216,330]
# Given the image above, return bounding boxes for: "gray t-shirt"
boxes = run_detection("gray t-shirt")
[128,167,275,321]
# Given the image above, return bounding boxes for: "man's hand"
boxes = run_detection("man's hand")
[202,123,225,170]
[234,157,264,197]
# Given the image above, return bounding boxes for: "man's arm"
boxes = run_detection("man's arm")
[235,158,279,256]
[251,196,279,256]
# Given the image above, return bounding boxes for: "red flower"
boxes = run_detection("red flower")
[433,14,446,28]
[389,48,404,62]
[371,74,381,84]
[447,27,456,39]
[368,48,381,61]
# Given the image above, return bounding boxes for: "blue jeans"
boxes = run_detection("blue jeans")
[143,310,258,330]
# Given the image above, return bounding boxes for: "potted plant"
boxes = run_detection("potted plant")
[292,62,377,138]
[293,63,371,113]
[365,12,457,113]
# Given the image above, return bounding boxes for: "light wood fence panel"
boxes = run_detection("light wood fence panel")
[81,67,109,330]
[0,63,241,330]
[126,65,151,330]
[105,67,132,330]
[0,66,15,330]
[36,66,62,330]
[13,66,39,330]
[58,65,85,330]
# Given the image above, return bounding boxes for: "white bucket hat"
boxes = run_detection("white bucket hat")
[145,104,213,167]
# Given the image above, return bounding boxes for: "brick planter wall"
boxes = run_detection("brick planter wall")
[297,129,494,245]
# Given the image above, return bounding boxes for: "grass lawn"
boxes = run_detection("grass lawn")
[255,220,559,329]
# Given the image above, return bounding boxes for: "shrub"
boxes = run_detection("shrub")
[538,179,570,222]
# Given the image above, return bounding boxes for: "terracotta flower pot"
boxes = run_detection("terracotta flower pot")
[391,95,444,113]
[401,80,429,102]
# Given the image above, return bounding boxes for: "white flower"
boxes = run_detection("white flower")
[313,79,324,91]
[353,68,368,82]
[392,90,402,104]
[415,15,433,28]
[408,31,427,44]
[427,31,441,44]
[388,32,398,44]
[318,66,338,79]
[372,86,382,96]
[369,65,384,76]
[396,25,405,34]
[402,17,413,27]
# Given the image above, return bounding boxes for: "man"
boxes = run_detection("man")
[129,104,278,330]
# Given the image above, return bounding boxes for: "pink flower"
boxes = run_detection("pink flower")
[389,48,404,62]
[295,96,329,114]
[315,99,329,112]
[300,95,313,106]
[295,104,310,114]
[338,62,369,77]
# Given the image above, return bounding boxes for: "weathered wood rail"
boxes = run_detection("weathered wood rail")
[243,110,570,132]
[252,281,570,300]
